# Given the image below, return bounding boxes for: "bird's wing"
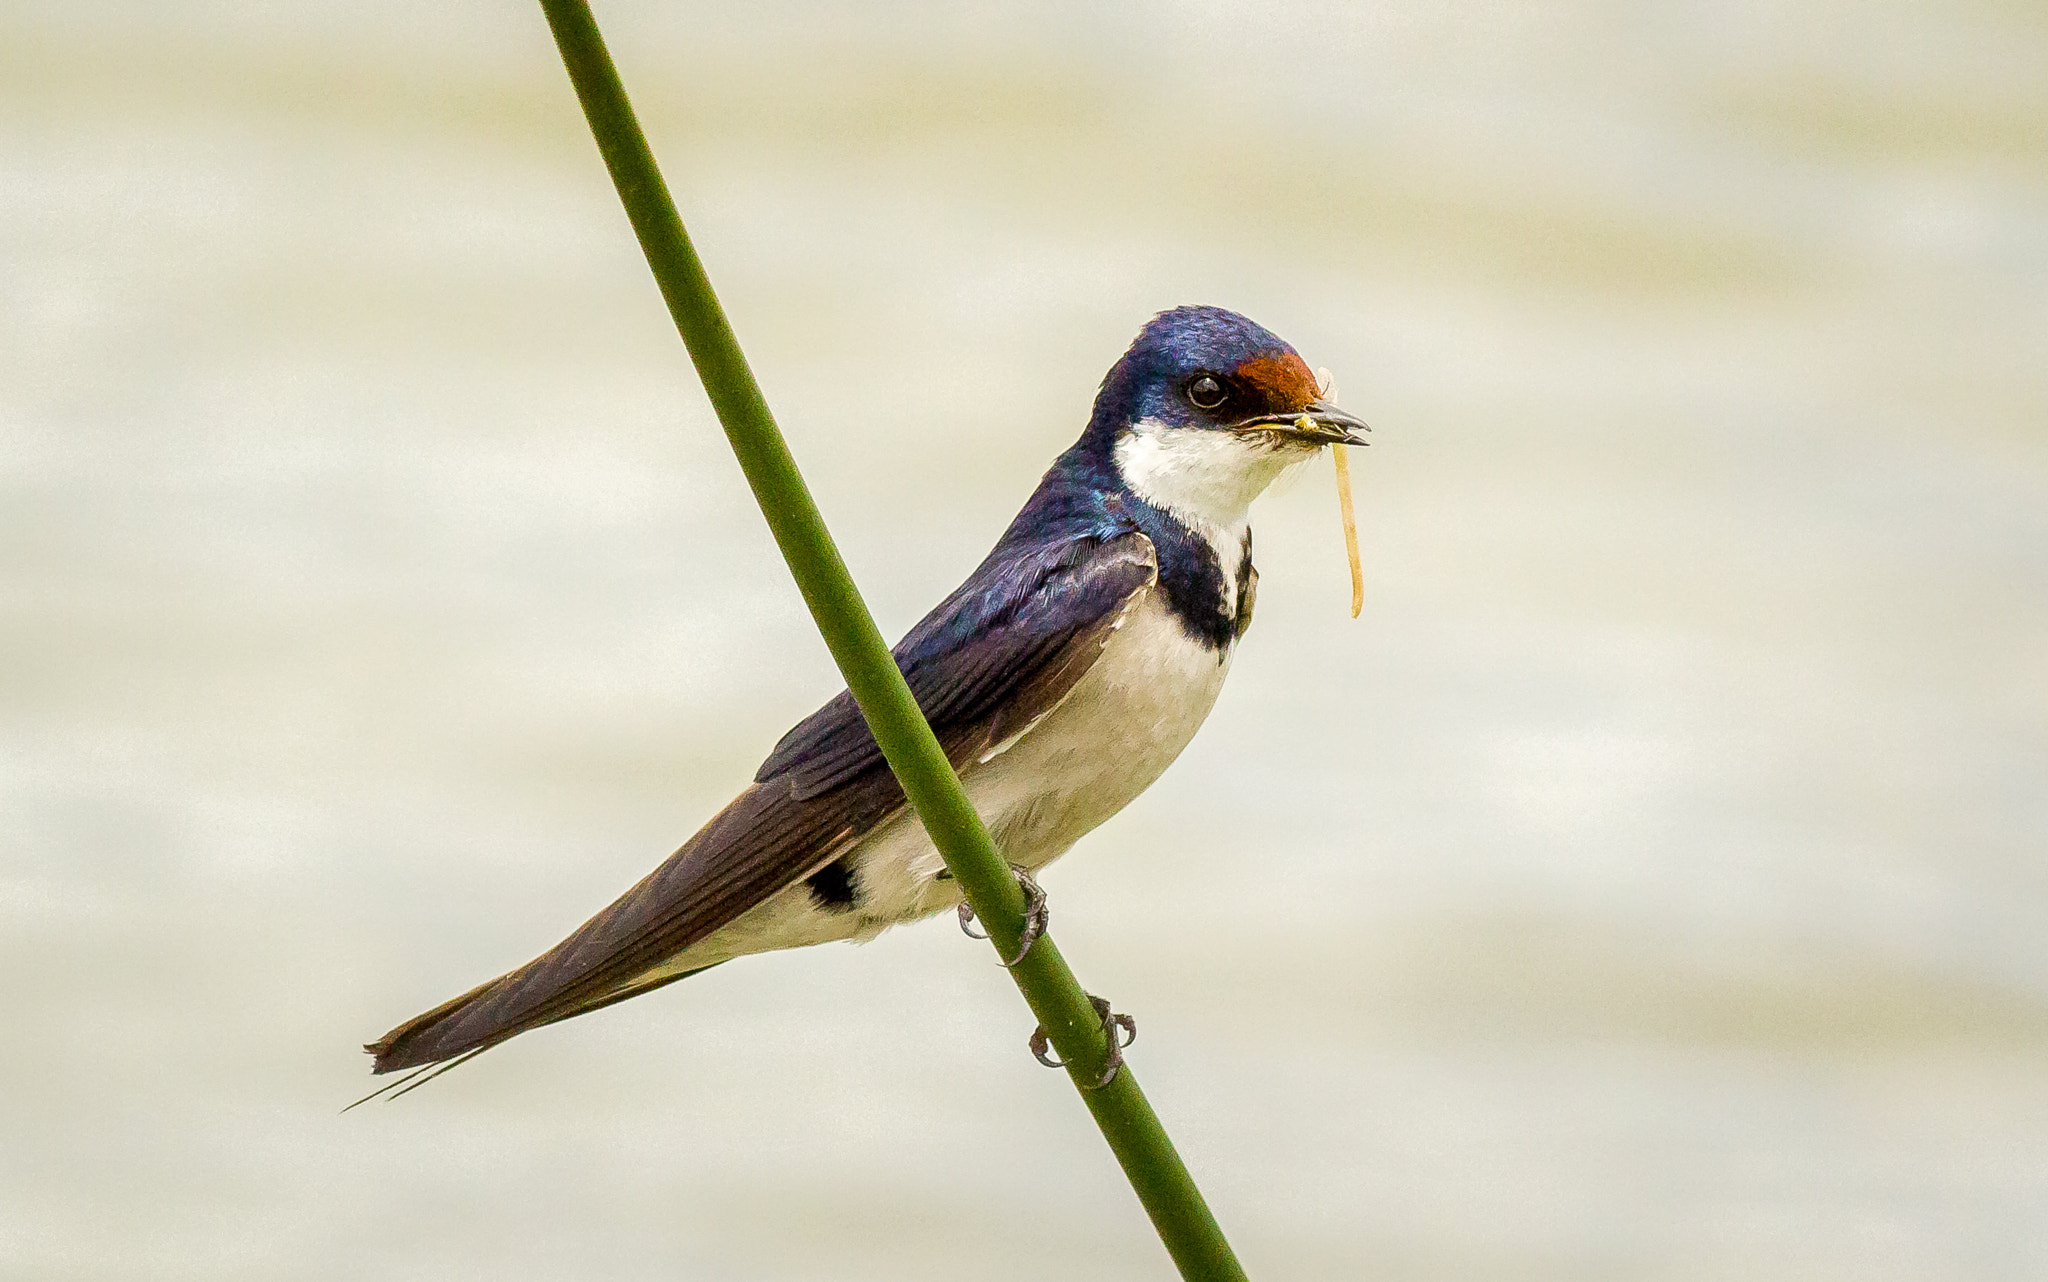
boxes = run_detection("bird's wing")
[756,529,1159,797]
[367,531,1157,1073]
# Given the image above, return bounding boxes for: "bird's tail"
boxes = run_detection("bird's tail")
[365,974,517,1074]
[352,962,715,1107]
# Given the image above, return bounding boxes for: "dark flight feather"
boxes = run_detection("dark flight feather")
[365,531,1157,1076]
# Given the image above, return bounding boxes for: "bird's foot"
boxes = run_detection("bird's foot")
[955,863,1049,968]
[1030,994,1137,1089]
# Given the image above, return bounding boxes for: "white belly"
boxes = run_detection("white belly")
[668,590,1232,968]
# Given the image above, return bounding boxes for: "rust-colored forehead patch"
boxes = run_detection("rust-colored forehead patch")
[1233,352,1319,413]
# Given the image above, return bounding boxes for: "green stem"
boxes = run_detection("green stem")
[535,3,1250,1278]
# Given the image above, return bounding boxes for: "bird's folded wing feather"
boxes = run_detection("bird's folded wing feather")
[757,529,1158,797]
[368,530,1156,1072]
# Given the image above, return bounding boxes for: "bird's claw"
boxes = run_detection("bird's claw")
[956,863,1048,968]
[1030,994,1137,1089]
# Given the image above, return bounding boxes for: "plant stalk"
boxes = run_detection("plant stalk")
[535,2,1251,1277]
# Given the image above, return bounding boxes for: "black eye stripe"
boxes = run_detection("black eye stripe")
[1186,374,1227,411]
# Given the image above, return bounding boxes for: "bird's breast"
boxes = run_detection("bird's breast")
[942,587,1233,869]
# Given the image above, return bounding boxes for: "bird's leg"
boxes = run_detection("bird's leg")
[1029,994,1138,1089]
[955,863,1049,968]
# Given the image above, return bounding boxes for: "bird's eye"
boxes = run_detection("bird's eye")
[1186,374,1227,411]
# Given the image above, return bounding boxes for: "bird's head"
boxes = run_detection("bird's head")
[1087,305,1367,532]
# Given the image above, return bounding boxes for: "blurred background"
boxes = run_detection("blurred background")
[4,1,2044,1278]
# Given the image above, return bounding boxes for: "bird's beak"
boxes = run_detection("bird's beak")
[1231,399,1371,447]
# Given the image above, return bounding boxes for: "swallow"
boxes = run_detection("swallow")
[362,305,1367,1092]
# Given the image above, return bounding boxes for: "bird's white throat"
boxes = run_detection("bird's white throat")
[1113,417,1306,550]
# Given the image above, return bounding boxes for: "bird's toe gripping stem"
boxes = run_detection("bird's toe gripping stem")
[1031,994,1137,1089]
[956,863,1049,968]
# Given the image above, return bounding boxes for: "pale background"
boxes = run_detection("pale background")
[4,2,2045,1279]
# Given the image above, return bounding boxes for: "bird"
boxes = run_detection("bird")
[361,304,1367,1093]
